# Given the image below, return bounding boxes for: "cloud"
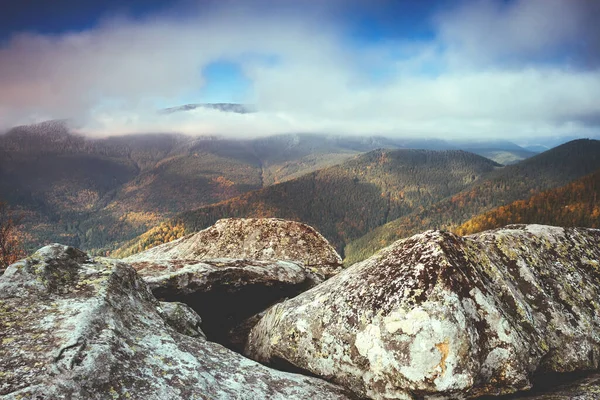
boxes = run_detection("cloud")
[434,0,598,68]
[0,0,599,141]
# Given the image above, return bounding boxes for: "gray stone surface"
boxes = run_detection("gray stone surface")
[0,244,354,399]
[159,301,206,339]
[246,225,600,400]
[124,217,344,280]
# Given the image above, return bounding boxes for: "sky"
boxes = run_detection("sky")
[0,0,599,142]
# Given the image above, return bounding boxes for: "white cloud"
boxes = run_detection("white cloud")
[0,0,599,140]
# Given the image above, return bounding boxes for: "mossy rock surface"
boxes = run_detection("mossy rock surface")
[124,218,344,280]
[246,225,600,400]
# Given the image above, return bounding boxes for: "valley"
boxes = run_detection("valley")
[115,148,500,257]
[0,121,543,256]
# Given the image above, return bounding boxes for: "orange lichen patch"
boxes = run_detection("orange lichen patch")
[435,339,450,376]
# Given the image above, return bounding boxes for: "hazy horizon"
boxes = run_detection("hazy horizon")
[1,0,599,141]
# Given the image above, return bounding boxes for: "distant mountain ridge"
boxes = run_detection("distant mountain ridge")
[344,139,600,264]
[115,148,500,257]
[1,120,546,254]
[0,124,415,253]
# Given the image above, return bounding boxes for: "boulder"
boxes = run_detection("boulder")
[0,244,354,399]
[245,225,600,399]
[129,258,311,349]
[124,218,343,280]
[122,218,344,348]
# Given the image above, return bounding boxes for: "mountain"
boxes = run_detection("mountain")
[456,168,600,235]
[454,139,538,165]
[344,139,600,265]
[0,125,406,253]
[0,120,543,254]
[524,144,550,153]
[387,137,536,165]
[115,149,500,257]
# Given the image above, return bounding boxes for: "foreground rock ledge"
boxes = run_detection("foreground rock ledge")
[246,225,600,400]
[124,218,344,280]
[0,244,353,399]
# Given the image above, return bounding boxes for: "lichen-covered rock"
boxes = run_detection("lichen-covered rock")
[124,218,343,280]
[0,244,354,399]
[128,257,311,349]
[159,301,206,339]
[245,225,600,400]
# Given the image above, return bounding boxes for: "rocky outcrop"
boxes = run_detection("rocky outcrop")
[124,218,344,280]
[121,218,344,348]
[0,244,354,399]
[159,301,206,339]
[130,258,311,349]
[246,225,600,399]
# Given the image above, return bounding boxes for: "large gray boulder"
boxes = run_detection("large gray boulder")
[0,244,354,399]
[245,225,600,399]
[124,218,344,280]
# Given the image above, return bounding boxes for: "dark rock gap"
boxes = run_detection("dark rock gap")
[476,370,598,399]
[152,279,312,353]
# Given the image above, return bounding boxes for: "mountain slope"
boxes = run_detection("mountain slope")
[0,125,410,253]
[0,121,540,254]
[115,149,500,257]
[456,168,600,235]
[344,139,600,265]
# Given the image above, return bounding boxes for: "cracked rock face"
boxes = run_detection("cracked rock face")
[245,225,600,400]
[124,218,344,280]
[0,244,354,399]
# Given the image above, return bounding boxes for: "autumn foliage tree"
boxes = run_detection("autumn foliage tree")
[455,169,600,235]
[0,202,26,272]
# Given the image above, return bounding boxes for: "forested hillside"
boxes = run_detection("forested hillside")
[115,149,500,257]
[1,120,542,254]
[344,139,600,265]
[456,169,600,235]
[0,122,396,253]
